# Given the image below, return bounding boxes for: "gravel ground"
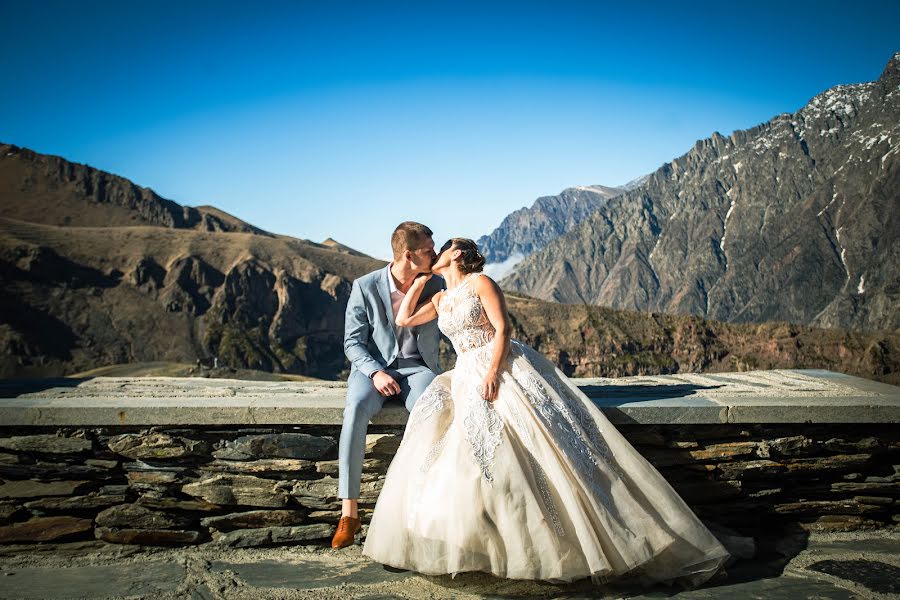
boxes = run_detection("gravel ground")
[0,528,898,599]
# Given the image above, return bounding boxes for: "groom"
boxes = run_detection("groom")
[332,221,446,549]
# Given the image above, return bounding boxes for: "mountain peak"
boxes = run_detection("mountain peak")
[476,184,621,268]
[320,237,370,257]
[879,51,900,86]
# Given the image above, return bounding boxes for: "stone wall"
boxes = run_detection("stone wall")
[0,423,897,548]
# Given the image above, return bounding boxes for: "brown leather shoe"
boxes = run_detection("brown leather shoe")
[331,515,361,549]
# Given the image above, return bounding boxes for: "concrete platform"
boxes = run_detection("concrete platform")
[0,369,897,426]
[0,529,897,599]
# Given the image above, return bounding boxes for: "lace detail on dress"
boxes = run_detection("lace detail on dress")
[438,273,495,355]
[463,386,504,485]
[407,386,449,429]
[420,429,451,472]
[438,273,505,486]
[506,394,565,537]
[517,341,622,478]
[509,344,619,507]
[407,384,453,530]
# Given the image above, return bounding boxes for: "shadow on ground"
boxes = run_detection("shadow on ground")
[376,527,813,599]
[0,377,91,398]
[580,383,723,400]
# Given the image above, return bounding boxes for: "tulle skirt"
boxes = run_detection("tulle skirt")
[362,339,730,587]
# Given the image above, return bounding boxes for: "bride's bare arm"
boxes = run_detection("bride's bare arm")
[473,273,512,401]
[395,275,440,327]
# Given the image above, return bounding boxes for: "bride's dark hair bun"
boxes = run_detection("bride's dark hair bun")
[449,237,486,274]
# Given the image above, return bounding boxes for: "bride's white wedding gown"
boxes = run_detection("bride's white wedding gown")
[362,272,730,586]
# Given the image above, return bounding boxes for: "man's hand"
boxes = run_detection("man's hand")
[372,371,401,397]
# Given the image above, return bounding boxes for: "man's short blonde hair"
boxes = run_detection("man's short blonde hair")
[391,221,433,259]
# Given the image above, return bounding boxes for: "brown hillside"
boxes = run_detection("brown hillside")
[0,143,268,234]
[501,294,899,385]
[0,216,384,378]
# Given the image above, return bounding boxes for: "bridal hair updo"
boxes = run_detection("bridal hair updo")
[444,237,486,274]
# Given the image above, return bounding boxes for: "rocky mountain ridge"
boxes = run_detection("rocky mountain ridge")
[478,184,623,278]
[501,52,900,333]
[0,143,268,234]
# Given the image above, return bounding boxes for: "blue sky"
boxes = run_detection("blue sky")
[1,1,898,260]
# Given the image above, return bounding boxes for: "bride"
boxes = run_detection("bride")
[361,237,731,587]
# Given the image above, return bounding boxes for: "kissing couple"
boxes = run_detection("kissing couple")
[332,221,730,587]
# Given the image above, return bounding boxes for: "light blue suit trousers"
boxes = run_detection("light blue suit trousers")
[338,265,445,499]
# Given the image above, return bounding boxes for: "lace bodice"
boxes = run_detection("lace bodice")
[437,272,496,355]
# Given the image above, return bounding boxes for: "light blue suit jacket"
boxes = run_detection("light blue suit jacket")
[344,265,446,378]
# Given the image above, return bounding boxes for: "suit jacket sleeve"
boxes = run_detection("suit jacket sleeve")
[344,279,385,378]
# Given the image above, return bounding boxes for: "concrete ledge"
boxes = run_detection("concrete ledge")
[0,369,897,426]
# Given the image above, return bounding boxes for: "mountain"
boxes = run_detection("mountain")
[501,52,900,333]
[0,144,269,235]
[478,185,623,279]
[3,65,899,384]
[0,144,384,379]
